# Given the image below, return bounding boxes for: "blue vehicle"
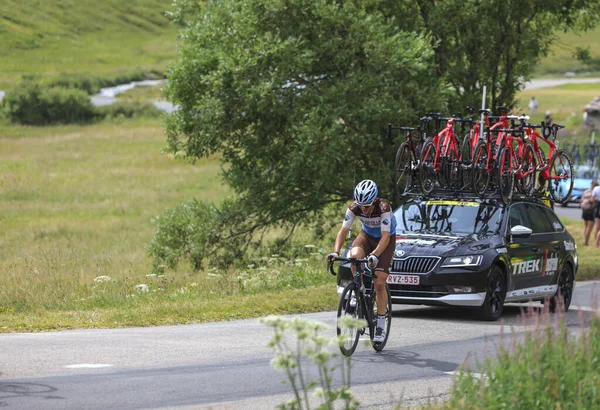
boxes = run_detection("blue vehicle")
[556,164,598,207]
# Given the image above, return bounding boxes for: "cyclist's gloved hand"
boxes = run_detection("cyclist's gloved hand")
[367,254,379,269]
[327,252,339,263]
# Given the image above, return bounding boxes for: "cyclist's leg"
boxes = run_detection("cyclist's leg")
[349,231,370,272]
[373,234,395,315]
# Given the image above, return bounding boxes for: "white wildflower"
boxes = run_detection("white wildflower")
[134,284,149,293]
[94,275,111,283]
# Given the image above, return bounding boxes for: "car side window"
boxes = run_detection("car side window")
[541,206,564,232]
[508,203,528,229]
[525,203,553,234]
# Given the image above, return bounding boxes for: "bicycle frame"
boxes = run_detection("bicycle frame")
[524,125,559,182]
[427,117,461,174]
[494,127,531,182]
[329,257,376,335]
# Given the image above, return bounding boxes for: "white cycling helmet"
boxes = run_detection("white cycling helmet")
[354,179,378,206]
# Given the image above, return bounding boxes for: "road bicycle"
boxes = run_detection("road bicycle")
[525,122,574,204]
[391,124,422,199]
[472,111,536,200]
[419,115,473,194]
[328,256,392,356]
[493,118,537,204]
[390,113,441,199]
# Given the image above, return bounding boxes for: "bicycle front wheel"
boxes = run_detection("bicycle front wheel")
[393,142,413,199]
[370,283,392,352]
[549,149,574,204]
[337,282,362,356]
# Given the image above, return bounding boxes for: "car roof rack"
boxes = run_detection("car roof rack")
[397,188,552,207]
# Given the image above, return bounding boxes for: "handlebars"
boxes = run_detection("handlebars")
[327,256,372,276]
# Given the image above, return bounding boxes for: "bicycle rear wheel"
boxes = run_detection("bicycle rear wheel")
[337,282,362,356]
[515,141,537,195]
[370,283,392,352]
[548,149,574,204]
[419,140,437,194]
[497,146,514,204]
[460,134,474,188]
[393,142,413,199]
[472,140,490,197]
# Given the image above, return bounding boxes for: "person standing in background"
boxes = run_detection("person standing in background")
[528,96,539,115]
[581,181,597,246]
[593,180,600,247]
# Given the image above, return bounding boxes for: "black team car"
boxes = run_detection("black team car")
[336,196,578,321]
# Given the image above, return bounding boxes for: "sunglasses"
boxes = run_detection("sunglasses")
[358,203,374,210]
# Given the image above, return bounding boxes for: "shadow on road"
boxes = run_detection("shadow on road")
[0,381,64,406]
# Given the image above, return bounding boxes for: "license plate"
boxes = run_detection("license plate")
[387,274,420,285]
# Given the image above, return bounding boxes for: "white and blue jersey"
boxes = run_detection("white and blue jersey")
[341,198,397,238]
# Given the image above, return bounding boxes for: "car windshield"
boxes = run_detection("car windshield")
[393,199,504,235]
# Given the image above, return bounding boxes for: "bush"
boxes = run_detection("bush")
[2,84,96,125]
[148,199,219,272]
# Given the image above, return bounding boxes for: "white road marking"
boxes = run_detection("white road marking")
[444,371,485,379]
[64,364,114,369]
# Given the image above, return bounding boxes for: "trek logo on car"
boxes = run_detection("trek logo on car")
[512,258,541,275]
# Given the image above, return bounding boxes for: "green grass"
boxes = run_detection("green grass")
[439,314,600,410]
[0,119,338,332]
[514,83,600,138]
[560,218,600,281]
[0,0,178,89]
[536,25,600,77]
[117,83,165,102]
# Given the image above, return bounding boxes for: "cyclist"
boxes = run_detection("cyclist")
[327,179,396,343]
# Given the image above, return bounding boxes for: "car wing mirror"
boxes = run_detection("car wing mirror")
[510,225,532,238]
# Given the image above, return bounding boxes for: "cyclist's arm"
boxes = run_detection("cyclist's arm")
[333,227,350,254]
[333,208,355,253]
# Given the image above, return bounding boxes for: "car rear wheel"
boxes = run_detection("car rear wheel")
[549,264,574,313]
[477,265,505,321]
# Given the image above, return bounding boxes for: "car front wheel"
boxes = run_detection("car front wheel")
[477,265,506,321]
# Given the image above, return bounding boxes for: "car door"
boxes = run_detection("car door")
[512,203,555,291]
[506,203,541,295]
[538,206,567,285]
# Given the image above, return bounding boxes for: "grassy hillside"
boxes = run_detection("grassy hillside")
[536,25,600,77]
[0,0,178,89]
[515,83,600,133]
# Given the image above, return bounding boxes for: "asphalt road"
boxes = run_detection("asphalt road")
[554,202,582,220]
[1,281,599,410]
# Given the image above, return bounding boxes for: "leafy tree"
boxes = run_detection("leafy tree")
[158,0,446,268]
[154,0,600,270]
[396,0,600,111]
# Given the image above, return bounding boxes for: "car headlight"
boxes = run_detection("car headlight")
[441,255,483,268]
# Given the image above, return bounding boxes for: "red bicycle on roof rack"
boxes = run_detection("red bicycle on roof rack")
[493,117,537,204]
[472,110,536,201]
[419,114,473,194]
[524,121,574,204]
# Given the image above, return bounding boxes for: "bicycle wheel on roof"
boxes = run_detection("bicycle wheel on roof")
[548,150,574,204]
